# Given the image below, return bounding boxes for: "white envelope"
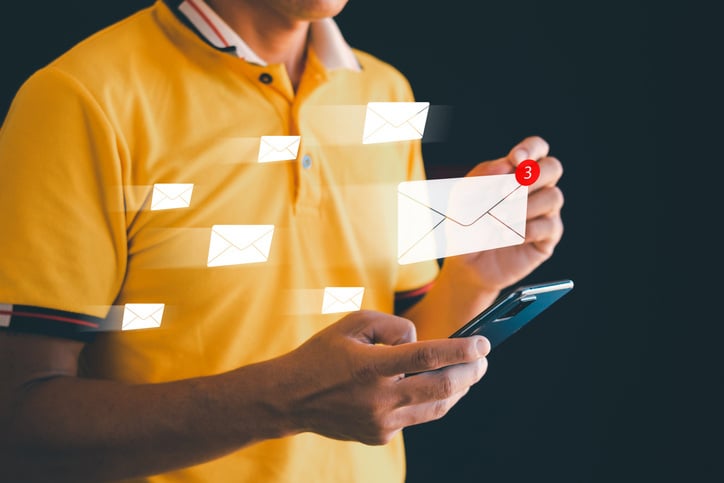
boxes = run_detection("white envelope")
[0,303,10,327]
[257,136,301,163]
[321,287,365,314]
[150,183,194,211]
[207,225,275,267]
[362,102,430,144]
[398,174,528,265]
[121,303,165,331]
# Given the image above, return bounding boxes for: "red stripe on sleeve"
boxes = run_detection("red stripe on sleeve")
[395,281,435,300]
[0,310,99,328]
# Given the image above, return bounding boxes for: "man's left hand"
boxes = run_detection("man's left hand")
[442,135,565,293]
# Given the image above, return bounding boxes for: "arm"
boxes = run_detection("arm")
[405,136,565,340]
[0,331,293,481]
[0,310,489,482]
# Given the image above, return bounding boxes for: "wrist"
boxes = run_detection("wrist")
[437,259,500,309]
[221,357,302,445]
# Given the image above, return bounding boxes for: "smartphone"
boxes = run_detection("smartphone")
[449,279,574,348]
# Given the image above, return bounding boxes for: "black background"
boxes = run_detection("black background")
[0,1,684,482]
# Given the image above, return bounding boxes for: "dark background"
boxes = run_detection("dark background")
[0,1,683,482]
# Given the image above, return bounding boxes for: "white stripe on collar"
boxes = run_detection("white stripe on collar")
[178,0,360,71]
[179,0,266,65]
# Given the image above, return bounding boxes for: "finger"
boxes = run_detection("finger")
[347,310,417,346]
[466,156,515,177]
[524,215,564,257]
[390,389,470,429]
[527,186,564,220]
[372,336,489,377]
[395,358,488,407]
[508,135,550,166]
[529,156,564,192]
[466,139,557,179]
[390,360,488,427]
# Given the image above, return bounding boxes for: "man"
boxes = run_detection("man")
[0,0,564,481]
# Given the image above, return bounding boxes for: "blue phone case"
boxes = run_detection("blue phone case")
[449,279,574,348]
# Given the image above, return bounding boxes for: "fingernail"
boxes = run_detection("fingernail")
[476,337,490,356]
[513,149,529,165]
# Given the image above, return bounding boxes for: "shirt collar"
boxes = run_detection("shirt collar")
[176,0,360,71]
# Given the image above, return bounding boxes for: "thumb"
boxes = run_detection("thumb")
[466,135,550,177]
[344,310,418,346]
[509,136,550,165]
[466,156,515,177]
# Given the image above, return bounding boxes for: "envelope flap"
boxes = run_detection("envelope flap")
[212,225,275,251]
[124,303,165,320]
[488,184,528,230]
[367,102,429,128]
[325,287,364,303]
[154,183,194,199]
[261,136,301,152]
[399,175,523,226]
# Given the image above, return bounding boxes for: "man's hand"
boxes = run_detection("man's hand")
[0,311,488,481]
[442,135,565,294]
[403,135,565,339]
[274,310,490,445]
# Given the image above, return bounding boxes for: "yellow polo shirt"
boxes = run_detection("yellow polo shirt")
[0,1,438,481]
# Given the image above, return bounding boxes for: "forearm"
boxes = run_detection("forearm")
[1,361,292,482]
[403,261,500,340]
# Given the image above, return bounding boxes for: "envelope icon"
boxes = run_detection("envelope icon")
[207,225,275,267]
[257,136,301,163]
[397,174,527,265]
[362,102,429,144]
[150,183,194,211]
[0,303,10,327]
[122,303,165,331]
[322,287,365,314]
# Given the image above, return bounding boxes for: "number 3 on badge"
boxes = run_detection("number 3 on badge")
[515,159,540,186]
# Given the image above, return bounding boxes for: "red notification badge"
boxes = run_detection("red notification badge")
[515,159,540,186]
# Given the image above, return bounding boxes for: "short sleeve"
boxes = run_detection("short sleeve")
[0,67,127,340]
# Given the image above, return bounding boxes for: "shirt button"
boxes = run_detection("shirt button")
[301,154,312,169]
[259,73,273,84]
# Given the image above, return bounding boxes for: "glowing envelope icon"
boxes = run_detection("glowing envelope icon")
[150,183,194,211]
[121,303,165,331]
[362,102,429,144]
[398,174,527,265]
[207,225,275,267]
[257,136,301,163]
[321,287,365,314]
[0,304,11,327]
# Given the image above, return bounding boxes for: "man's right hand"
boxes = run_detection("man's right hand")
[271,310,490,445]
[0,310,489,481]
